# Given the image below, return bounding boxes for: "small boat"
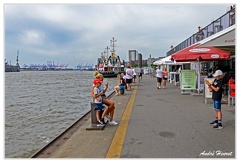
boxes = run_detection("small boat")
[97,37,125,78]
[5,50,20,72]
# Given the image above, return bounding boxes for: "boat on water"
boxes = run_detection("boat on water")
[5,51,20,72]
[97,37,125,78]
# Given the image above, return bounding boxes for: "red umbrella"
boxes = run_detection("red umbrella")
[171,43,230,62]
[171,43,230,94]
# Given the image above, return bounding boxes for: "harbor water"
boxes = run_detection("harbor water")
[5,71,118,158]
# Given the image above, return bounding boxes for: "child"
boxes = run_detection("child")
[92,79,109,127]
[205,70,224,129]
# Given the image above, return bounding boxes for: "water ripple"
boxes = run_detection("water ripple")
[5,71,118,158]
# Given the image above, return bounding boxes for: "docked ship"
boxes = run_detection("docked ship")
[97,37,125,78]
[5,50,20,72]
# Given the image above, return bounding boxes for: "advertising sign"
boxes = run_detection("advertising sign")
[204,78,215,99]
[180,70,196,90]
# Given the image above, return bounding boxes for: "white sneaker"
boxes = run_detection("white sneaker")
[105,115,111,120]
[109,120,118,125]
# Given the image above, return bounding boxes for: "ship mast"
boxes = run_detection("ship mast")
[110,37,117,56]
[102,50,107,65]
[16,50,19,67]
[105,46,110,59]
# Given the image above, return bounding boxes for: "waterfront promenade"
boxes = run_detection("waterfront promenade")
[49,75,235,158]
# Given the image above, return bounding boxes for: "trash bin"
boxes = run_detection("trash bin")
[119,85,125,95]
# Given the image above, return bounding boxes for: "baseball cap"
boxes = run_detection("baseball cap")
[213,70,223,77]
[93,79,102,84]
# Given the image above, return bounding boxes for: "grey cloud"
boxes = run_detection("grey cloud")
[5,4,231,68]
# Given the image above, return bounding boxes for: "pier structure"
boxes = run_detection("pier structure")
[33,75,235,158]
[31,8,235,158]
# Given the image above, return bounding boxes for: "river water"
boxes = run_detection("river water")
[4,71,118,158]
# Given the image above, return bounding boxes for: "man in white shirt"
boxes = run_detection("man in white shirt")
[125,66,133,91]
[156,65,163,89]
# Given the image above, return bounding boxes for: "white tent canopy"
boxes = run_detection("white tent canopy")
[153,55,190,65]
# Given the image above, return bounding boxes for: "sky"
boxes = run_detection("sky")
[3,2,234,69]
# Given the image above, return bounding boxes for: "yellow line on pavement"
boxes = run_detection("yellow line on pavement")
[105,86,137,158]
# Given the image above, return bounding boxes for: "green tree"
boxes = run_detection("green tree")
[132,64,138,68]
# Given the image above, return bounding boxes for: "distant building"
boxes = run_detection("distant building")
[128,50,138,66]
[127,50,164,68]
[138,53,142,68]
[129,50,137,61]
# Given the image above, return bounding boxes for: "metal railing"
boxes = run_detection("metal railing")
[166,7,235,56]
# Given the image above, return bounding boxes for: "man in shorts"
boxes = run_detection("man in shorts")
[205,70,224,129]
[125,66,133,91]
[156,65,163,89]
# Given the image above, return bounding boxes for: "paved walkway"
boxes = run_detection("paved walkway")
[120,75,235,158]
[50,75,235,158]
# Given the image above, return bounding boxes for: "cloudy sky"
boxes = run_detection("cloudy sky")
[3,2,233,68]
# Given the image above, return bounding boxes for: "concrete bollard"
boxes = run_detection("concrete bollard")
[86,102,104,130]
[119,85,125,95]
[90,102,97,124]
[120,88,124,95]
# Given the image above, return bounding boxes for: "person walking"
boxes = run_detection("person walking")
[162,67,168,89]
[132,68,136,83]
[156,65,163,89]
[205,70,224,129]
[139,68,143,81]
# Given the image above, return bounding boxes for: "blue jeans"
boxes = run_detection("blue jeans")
[213,100,221,110]
[95,103,106,111]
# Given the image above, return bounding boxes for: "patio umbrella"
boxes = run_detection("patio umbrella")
[171,43,230,62]
[171,43,230,93]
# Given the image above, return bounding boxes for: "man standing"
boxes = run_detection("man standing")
[195,26,204,42]
[156,65,163,89]
[125,66,133,91]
